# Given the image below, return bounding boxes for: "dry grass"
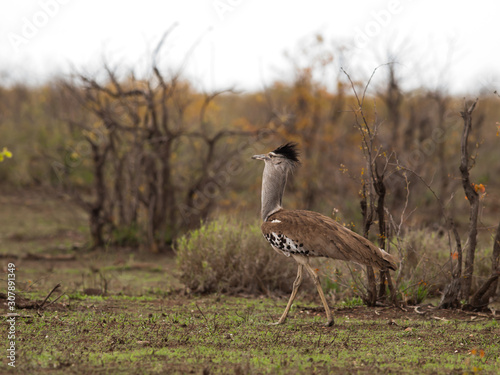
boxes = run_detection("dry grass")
[176,217,499,307]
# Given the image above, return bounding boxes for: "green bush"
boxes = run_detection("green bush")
[175,217,302,295]
[111,223,141,247]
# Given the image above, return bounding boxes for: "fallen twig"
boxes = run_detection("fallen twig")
[38,283,61,310]
[414,306,426,315]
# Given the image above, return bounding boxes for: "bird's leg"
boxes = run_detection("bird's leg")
[304,263,334,327]
[271,264,303,325]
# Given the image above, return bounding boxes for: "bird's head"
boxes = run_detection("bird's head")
[252,142,300,173]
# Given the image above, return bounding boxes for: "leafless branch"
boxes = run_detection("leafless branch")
[38,283,61,310]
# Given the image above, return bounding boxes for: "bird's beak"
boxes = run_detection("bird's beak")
[252,154,269,161]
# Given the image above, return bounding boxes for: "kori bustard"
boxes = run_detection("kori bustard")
[252,143,398,326]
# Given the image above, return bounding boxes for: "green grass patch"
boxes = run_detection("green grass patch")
[6,295,500,374]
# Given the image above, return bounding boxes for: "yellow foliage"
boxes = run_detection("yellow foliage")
[82,130,97,143]
[0,147,13,162]
[232,117,253,131]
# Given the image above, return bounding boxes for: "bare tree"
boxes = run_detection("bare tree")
[458,99,480,300]
[342,66,398,306]
[379,62,403,148]
[61,33,258,250]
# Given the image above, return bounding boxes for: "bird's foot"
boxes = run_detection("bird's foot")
[324,319,334,327]
[269,320,285,326]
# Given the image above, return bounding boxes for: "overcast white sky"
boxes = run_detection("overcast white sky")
[0,0,498,94]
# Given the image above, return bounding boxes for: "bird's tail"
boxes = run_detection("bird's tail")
[378,249,398,271]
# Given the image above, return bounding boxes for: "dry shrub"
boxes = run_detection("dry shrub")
[175,217,305,295]
[394,228,494,302]
[398,229,452,291]
[176,220,495,303]
[319,229,457,304]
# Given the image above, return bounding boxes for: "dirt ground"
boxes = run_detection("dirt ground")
[2,252,500,374]
[1,191,499,374]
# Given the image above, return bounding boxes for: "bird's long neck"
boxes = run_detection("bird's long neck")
[261,164,288,221]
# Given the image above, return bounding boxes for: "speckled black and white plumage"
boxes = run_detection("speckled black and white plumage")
[263,230,314,257]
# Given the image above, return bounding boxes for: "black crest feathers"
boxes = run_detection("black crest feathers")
[272,142,300,164]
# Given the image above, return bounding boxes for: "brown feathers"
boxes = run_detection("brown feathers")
[262,209,398,271]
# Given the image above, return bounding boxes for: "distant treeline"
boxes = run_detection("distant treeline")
[1,40,499,253]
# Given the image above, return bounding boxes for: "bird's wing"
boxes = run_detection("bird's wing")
[262,209,397,271]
